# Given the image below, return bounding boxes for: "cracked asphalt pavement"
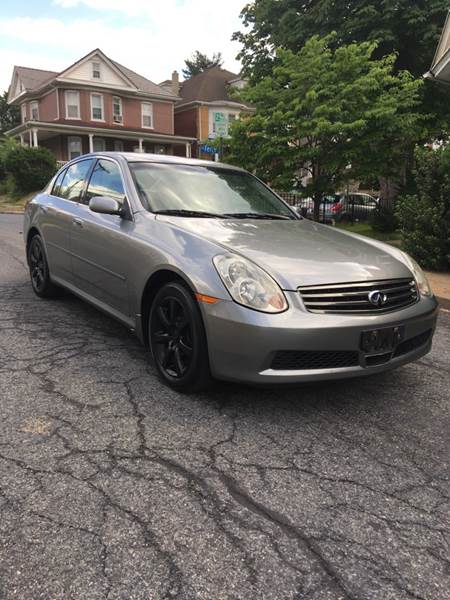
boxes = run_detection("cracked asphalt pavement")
[0,213,449,600]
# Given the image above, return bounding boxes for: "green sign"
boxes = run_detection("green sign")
[213,112,228,136]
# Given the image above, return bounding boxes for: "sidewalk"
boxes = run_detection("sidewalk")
[426,271,450,311]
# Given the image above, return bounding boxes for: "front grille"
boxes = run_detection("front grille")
[393,330,431,358]
[271,350,359,371]
[298,279,418,314]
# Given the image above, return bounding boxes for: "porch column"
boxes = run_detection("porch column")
[19,134,24,146]
[32,128,38,147]
[28,129,33,146]
[185,142,191,158]
[88,133,94,153]
[138,138,143,153]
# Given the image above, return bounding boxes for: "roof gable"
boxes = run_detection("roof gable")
[432,11,450,69]
[57,49,137,90]
[8,66,58,102]
[7,49,177,104]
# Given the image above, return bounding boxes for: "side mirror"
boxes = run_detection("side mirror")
[89,196,122,216]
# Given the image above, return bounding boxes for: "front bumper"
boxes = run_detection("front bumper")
[201,291,439,384]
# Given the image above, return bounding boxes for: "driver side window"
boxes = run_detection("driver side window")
[85,159,125,206]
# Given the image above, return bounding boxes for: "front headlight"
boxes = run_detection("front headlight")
[213,254,288,313]
[401,253,433,297]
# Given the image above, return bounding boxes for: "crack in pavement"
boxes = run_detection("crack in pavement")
[0,214,449,600]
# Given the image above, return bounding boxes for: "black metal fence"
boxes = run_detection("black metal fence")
[277,192,379,225]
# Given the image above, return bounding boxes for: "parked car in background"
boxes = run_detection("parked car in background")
[302,192,379,223]
[24,153,436,393]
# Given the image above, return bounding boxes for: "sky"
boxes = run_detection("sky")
[0,0,246,93]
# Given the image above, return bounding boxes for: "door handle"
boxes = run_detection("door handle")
[72,218,84,228]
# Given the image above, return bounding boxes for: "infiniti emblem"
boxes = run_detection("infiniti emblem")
[368,290,388,307]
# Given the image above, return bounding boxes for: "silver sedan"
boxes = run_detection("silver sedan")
[24,152,438,392]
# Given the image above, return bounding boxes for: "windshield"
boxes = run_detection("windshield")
[129,162,296,219]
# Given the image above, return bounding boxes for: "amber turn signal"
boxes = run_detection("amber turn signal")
[195,293,220,304]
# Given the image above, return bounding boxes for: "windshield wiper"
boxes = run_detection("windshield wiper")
[153,209,226,219]
[223,212,293,220]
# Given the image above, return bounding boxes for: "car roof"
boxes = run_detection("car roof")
[82,151,246,172]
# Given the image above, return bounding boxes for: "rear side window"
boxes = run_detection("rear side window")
[58,159,94,202]
[85,159,125,205]
[51,169,67,197]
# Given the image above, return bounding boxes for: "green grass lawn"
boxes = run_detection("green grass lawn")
[335,222,401,244]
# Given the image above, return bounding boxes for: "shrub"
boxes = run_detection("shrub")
[396,146,450,271]
[369,204,398,233]
[1,144,56,194]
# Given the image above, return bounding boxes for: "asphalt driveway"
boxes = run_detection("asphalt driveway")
[0,214,449,600]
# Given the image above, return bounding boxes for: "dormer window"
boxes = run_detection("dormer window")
[92,61,101,79]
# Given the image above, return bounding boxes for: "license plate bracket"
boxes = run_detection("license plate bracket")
[360,326,404,355]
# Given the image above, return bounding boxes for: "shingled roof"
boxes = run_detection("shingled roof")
[178,66,245,104]
[10,50,174,98]
[111,60,174,97]
[15,66,58,91]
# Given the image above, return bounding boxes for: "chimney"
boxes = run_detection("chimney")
[171,70,179,96]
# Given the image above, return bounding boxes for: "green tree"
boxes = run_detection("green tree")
[182,51,223,78]
[234,0,448,80]
[227,36,423,221]
[0,91,20,135]
[396,146,450,270]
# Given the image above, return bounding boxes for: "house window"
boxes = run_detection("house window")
[113,96,122,123]
[92,61,101,79]
[68,136,82,160]
[91,94,104,121]
[114,140,124,151]
[141,103,153,128]
[93,138,105,152]
[30,101,39,120]
[65,91,80,119]
[21,103,27,123]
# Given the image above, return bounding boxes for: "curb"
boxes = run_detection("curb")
[437,296,450,312]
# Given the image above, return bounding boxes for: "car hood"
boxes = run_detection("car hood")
[158,216,413,290]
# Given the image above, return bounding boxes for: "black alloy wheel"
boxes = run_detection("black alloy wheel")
[149,282,211,392]
[27,235,61,298]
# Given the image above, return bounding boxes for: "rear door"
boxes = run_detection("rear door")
[39,159,94,284]
[70,158,133,317]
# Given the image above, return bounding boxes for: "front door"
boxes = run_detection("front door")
[70,158,133,318]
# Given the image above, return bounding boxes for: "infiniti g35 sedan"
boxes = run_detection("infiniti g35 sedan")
[24,152,438,392]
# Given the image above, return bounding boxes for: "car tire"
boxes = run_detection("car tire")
[27,234,62,298]
[149,281,212,393]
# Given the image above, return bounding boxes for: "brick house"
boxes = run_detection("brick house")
[173,66,253,160]
[5,49,195,164]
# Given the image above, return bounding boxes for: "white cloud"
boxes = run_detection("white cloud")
[0,1,246,92]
